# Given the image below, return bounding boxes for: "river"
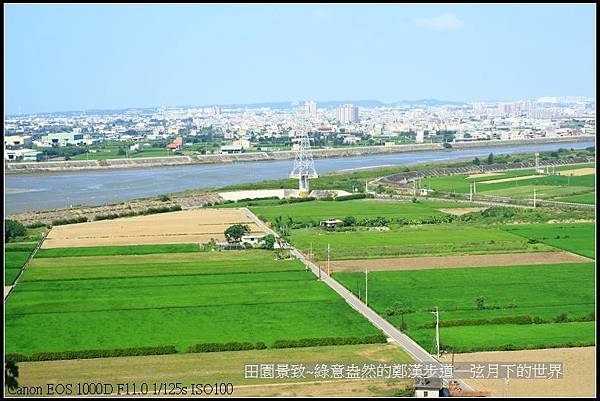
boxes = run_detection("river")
[4,141,594,214]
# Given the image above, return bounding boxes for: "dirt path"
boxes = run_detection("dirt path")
[439,347,596,397]
[330,251,591,272]
[438,207,487,216]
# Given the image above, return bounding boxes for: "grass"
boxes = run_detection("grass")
[6,250,382,356]
[501,222,595,259]
[35,243,200,258]
[554,191,596,204]
[334,262,595,353]
[4,242,38,285]
[4,242,38,252]
[13,344,412,396]
[25,251,300,281]
[422,163,595,204]
[5,252,32,269]
[249,199,472,226]
[432,322,595,353]
[288,224,553,260]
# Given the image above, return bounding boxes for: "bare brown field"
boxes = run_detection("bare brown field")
[556,167,596,176]
[438,207,487,216]
[466,172,503,179]
[440,347,596,397]
[330,251,590,272]
[479,174,540,184]
[42,209,263,248]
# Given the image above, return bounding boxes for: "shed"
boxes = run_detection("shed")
[319,218,344,230]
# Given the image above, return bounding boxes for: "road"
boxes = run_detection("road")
[242,207,474,393]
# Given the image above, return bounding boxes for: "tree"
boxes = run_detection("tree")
[224,224,250,243]
[343,216,356,227]
[486,153,494,165]
[476,296,485,310]
[4,360,19,391]
[117,147,126,156]
[473,157,481,166]
[259,234,276,250]
[5,220,26,243]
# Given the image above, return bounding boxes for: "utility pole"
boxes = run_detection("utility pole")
[473,181,477,194]
[432,306,440,358]
[327,244,331,276]
[413,180,417,197]
[365,268,368,306]
[533,189,537,208]
[365,179,368,194]
[469,183,473,202]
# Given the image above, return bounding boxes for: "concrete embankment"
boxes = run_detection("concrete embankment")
[5,136,595,173]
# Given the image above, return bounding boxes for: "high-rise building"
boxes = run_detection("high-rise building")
[304,101,317,115]
[336,104,359,123]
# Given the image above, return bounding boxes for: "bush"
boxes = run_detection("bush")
[27,346,177,361]
[51,216,88,226]
[5,219,26,242]
[334,193,374,201]
[158,194,171,202]
[187,342,257,353]
[5,353,28,362]
[25,221,49,229]
[271,334,387,349]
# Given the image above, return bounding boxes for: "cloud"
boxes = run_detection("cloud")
[413,13,463,30]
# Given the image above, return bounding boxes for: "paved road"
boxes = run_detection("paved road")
[242,207,474,393]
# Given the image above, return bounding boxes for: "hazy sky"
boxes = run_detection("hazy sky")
[4,4,596,114]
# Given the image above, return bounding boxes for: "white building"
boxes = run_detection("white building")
[336,104,359,123]
[304,100,317,115]
[40,132,85,147]
[4,148,42,161]
[4,135,32,147]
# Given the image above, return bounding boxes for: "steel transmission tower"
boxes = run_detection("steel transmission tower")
[289,132,318,197]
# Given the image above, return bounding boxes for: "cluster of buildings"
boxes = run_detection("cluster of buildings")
[4,96,595,161]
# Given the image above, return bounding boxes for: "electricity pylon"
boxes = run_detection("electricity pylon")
[289,132,318,197]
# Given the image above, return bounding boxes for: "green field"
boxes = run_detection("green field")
[6,249,382,356]
[4,243,38,286]
[501,222,595,259]
[288,224,553,260]
[334,262,595,353]
[250,199,471,226]
[35,243,200,258]
[422,163,595,204]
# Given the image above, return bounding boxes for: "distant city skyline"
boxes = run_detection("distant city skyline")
[5,4,596,115]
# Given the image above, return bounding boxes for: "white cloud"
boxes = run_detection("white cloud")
[413,13,463,31]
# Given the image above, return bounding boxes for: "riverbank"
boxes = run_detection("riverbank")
[5,136,594,174]
[6,145,595,223]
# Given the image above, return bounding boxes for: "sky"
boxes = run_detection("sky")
[4,3,596,115]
